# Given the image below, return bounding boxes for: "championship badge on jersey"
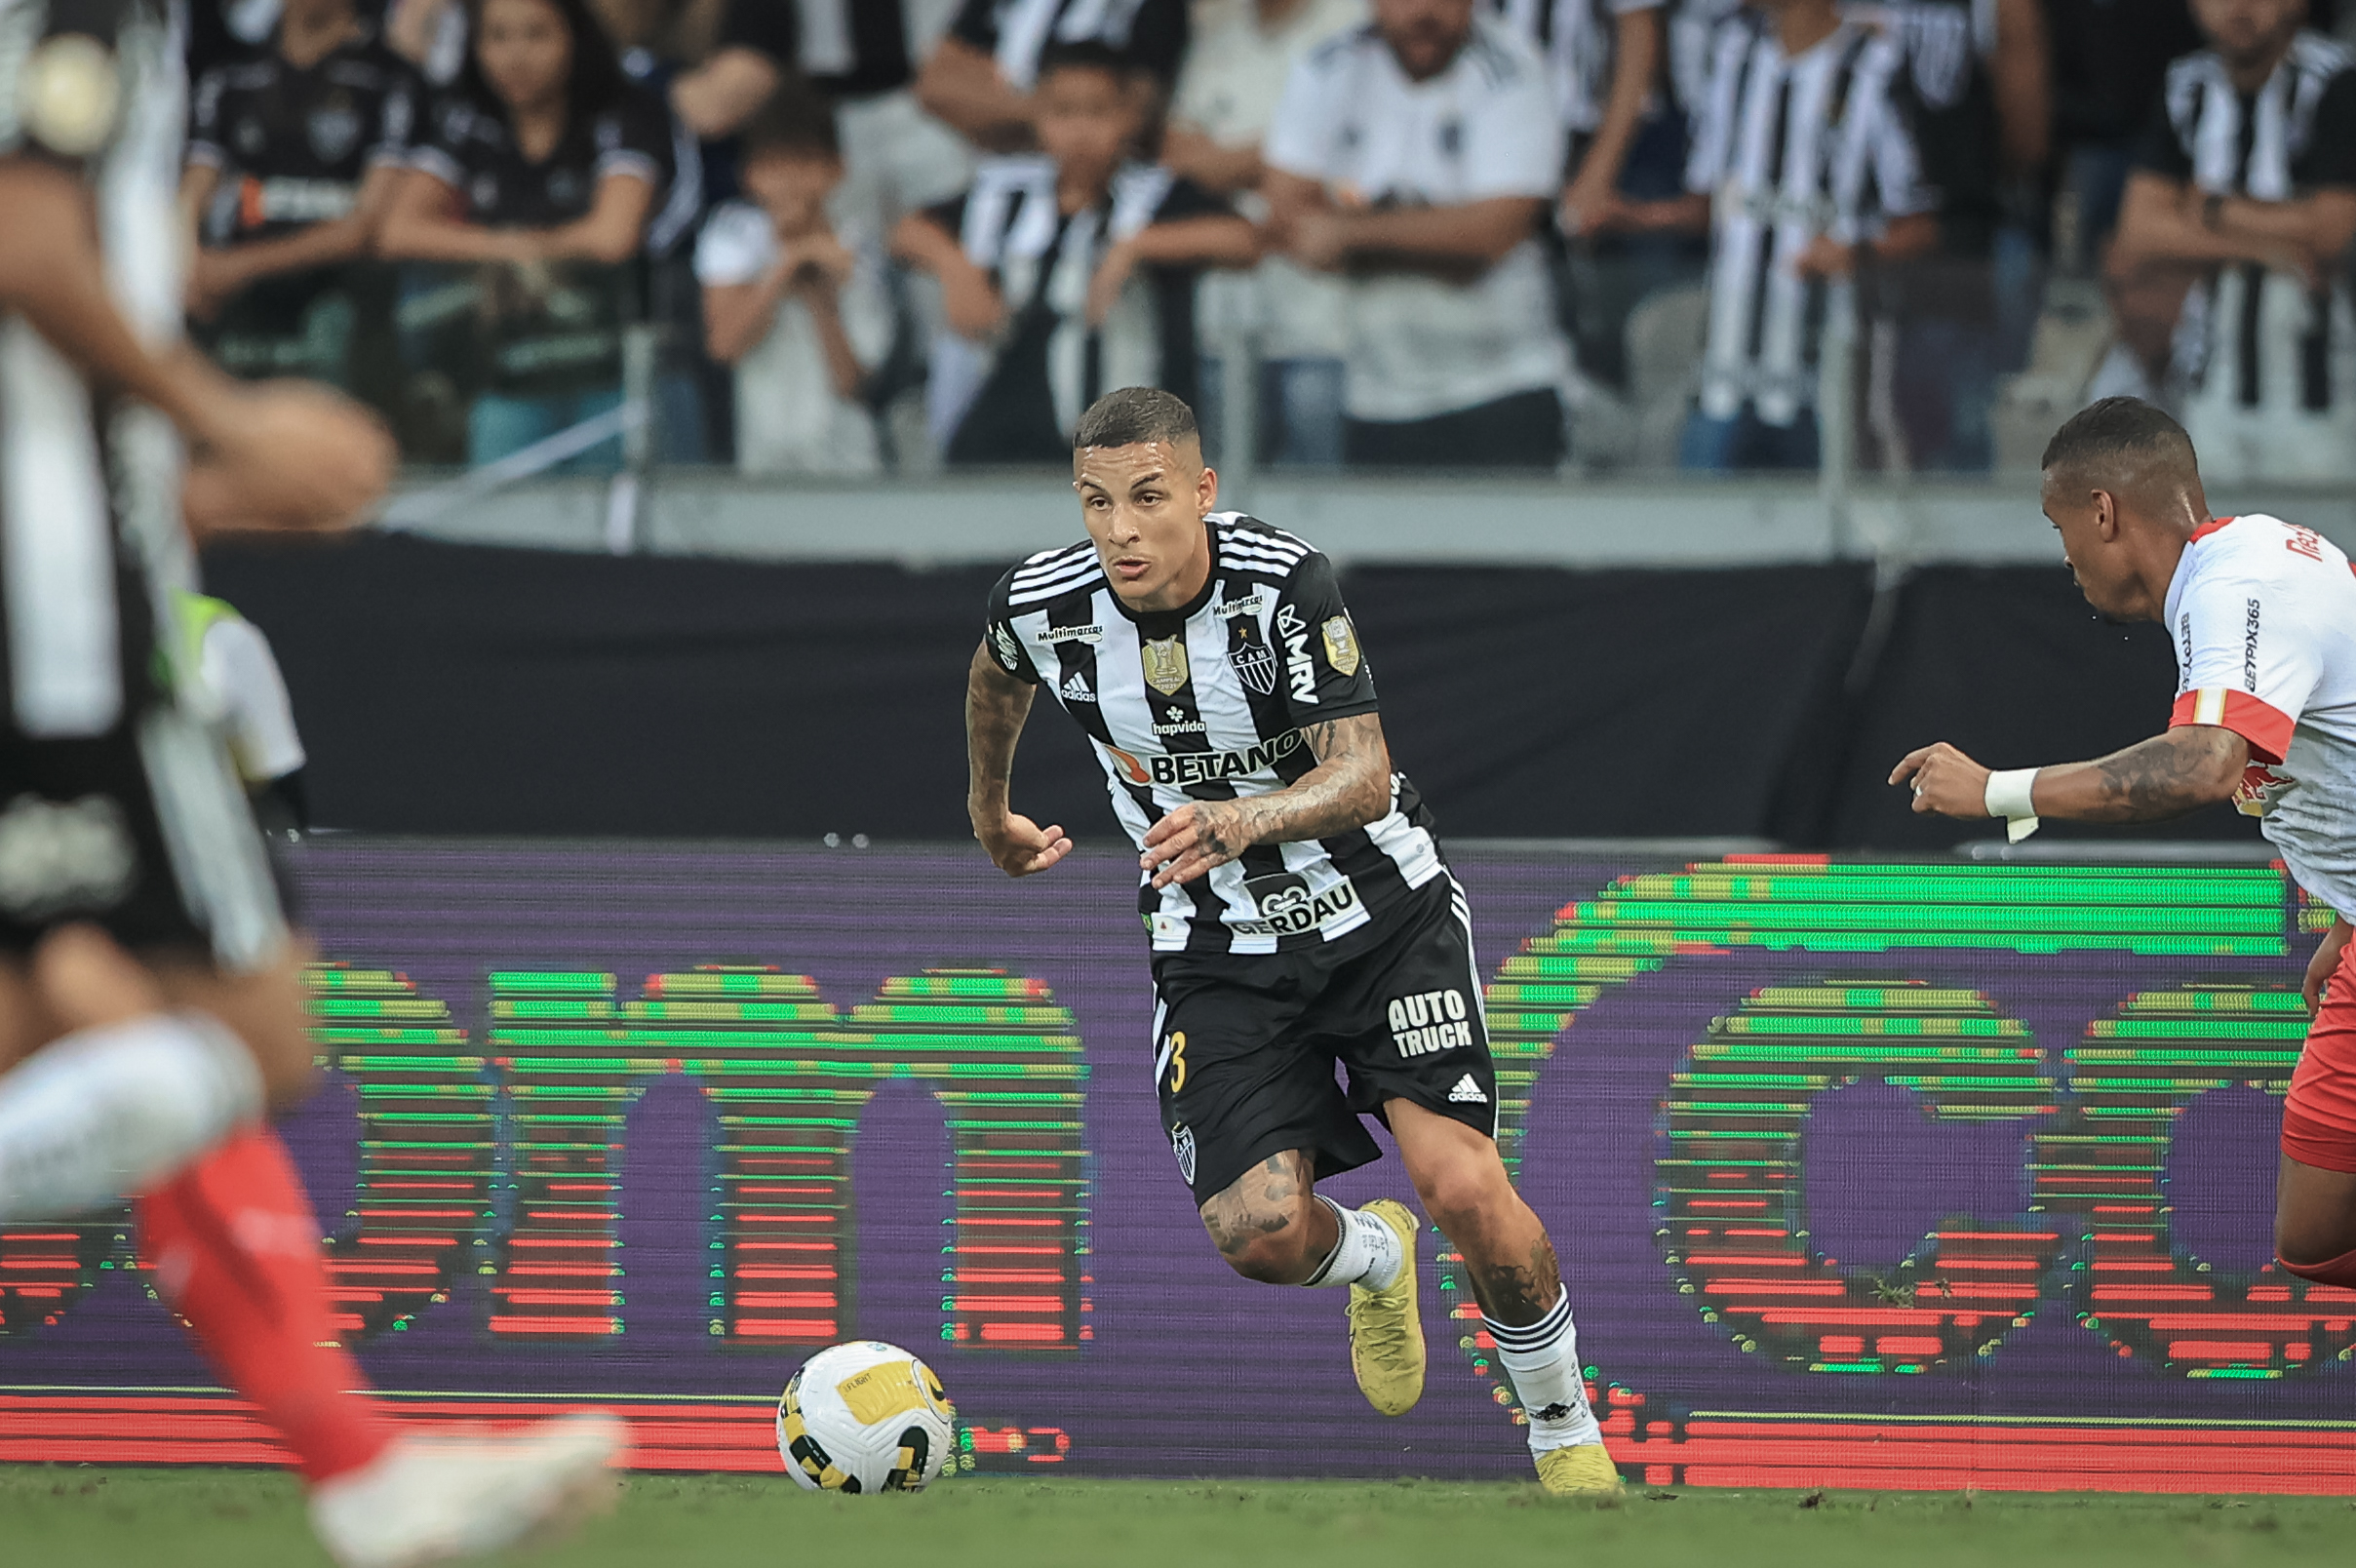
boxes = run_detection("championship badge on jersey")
[1321,615,1360,677]
[1141,637,1190,696]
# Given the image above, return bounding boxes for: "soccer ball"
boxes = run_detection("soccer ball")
[777,1341,956,1493]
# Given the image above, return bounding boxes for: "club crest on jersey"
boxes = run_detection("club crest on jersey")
[1141,637,1190,696]
[1230,635,1277,696]
[308,96,363,163]
[1322,615,1361,677]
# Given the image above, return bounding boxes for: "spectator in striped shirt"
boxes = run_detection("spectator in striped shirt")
[1669,0,1941,470]
[2111,0,2356,483]
[891,42,1256,463]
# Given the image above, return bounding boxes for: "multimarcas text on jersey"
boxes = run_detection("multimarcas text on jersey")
[985,514,1444,955]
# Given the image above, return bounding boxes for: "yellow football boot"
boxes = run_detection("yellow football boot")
[1534,1442,1625,1497]
[1346,1198,1425,1416]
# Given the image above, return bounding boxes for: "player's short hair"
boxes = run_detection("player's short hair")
[1036,38,1138,85]
[1074,387,1198,451]
[740,85,842,163]
[2040,396,2198,485]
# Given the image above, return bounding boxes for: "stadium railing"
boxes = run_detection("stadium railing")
[205,253,2356,568]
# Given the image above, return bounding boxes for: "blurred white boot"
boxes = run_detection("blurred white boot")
[309,1412,625,1568]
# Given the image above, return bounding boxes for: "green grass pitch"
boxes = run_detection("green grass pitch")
[5,1470,2354,1566]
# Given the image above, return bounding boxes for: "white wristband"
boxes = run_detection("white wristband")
[1984,767,2040,843]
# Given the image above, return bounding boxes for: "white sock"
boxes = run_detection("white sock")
[0,1011,262,1220]
[1302,1196,1404,1290]
[1484,1293,1602,1451]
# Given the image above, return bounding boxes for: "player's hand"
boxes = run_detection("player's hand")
[942,262,1006,339]
[1285,209,1352,272]
[2304,918,2352,1014]
[1084,239,1138,328]
[1890,741,1992,820]
[1141,801,1253,889]
[1792,235,1858,280]
[1558,174,1627,239]
[184,249,250,324]
[183,380,394,535]
[974,810,1073,878]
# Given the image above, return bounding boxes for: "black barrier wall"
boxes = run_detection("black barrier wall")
[202,534,2249,846]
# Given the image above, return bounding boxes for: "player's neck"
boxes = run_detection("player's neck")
[1057,167,1116,216]
[1772,1,1842,58]
[510,98,569,163]
[2135,511,2211,620]
[278,1,360,68]
[2223,34,2298,97]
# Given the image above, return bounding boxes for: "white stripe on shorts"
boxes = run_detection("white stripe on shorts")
[138,703,287,971]
[1446,875,1499,1142]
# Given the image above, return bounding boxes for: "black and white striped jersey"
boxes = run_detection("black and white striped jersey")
[1487,0,1664,138]
[2137,30,2356,412]
[923,156,1226,461]
[984,513,1443,956]
[2,0,190,741]
[1684,10,1931,426]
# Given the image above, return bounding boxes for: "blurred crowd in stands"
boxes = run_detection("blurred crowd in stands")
[180,0,2356,478]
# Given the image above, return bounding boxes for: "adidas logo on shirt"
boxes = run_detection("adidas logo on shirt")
[1061,673,1096,704]
[1448,1074,1488,1105]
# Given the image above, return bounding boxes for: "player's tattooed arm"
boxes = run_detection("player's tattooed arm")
[2069,726,2252,819]
[1891,726,2248,824]
[1139,714,1393,888]
[965,642,1074,877]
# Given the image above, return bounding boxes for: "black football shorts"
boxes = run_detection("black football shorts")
[0,710,287,967]
[1149,873,1499,1207]
[1,556,285,968]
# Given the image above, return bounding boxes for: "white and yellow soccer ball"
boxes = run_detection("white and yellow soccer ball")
[777,1341,956,1493]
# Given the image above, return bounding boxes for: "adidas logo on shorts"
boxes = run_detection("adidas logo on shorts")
[1448,1074,1487,1105]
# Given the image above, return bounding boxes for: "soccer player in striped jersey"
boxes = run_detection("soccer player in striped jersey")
[0,2,617,1559]
[1893,396,2356,1295]
[963,386,1620,1495]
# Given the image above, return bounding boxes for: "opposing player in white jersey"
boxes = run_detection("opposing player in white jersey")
[964,386,1620,1495]
[1893,395,2356,1291]
[0,1,617,1559]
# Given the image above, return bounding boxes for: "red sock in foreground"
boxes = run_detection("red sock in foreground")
[2278,1248,2356,1290]
[137,1127,392,1484]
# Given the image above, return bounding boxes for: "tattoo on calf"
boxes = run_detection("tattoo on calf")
[1470,1235,1563,1328]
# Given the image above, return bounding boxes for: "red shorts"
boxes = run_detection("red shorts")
[2285,935,2356,1173]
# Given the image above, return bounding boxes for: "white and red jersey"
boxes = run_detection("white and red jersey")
[2165,513,2356,917]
